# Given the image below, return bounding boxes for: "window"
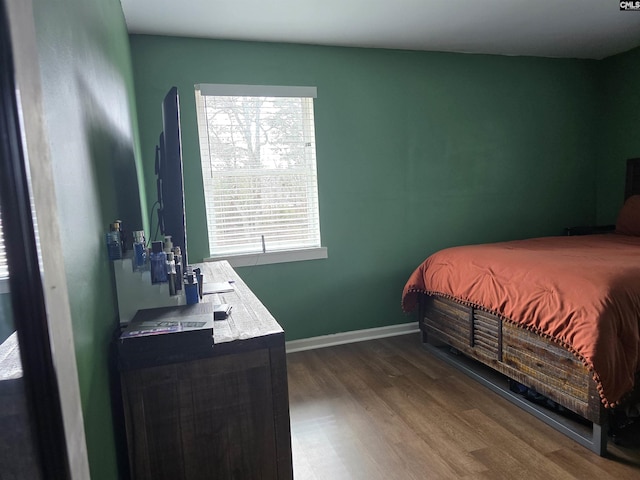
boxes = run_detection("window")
[0,216,8,296]
[195,84,326,266]
[0,216,7,279]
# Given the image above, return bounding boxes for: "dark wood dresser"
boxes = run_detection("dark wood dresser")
[118,261,293,480]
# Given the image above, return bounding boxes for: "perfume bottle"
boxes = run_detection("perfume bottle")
[106,223,122,260]
[150,241,167,284]
[166,252,177,296]
[163,235,173,254]
[184,267,199,305]
[132,230,146,271]
[173,246,183,291]
[194,267,203,299]
[114,219,126,255]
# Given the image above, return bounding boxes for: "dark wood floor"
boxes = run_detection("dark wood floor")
[287,334,640,480]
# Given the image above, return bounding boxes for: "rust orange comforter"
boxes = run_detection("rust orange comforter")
[402,234,640,407]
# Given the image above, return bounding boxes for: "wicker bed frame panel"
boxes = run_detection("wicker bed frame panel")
[419,295,605,424]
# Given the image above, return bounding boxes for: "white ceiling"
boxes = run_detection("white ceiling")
[121,0,640,60]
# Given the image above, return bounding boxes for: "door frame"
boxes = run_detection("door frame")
[1,0,90,477]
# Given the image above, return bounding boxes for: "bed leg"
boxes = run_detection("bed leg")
[417,296,430,345]
[421,327,428,344]
[420,322,446,348]
[591,421,608,456]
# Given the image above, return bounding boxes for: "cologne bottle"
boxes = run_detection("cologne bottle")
[163,235,173,254]
[184,267,199,305]
[150,241,167,284]
[132,230,146,271]
[114,220,126,254]
[173,246,183,291]
[166,251,177,296]
[106,223,122,260]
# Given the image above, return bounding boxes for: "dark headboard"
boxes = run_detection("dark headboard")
[625,158,640,199]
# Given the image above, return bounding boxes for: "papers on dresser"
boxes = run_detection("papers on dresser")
[202,281,235,295]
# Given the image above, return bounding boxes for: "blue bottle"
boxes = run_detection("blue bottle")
[106,224,122,260]
[184,268,199,305]
[132,230,146,271]
[150,241,167,284]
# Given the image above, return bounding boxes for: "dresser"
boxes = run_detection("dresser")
[118,261,293,480]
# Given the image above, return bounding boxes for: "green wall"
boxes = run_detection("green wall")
[130,35,600,341]
[596,46,640,223]
[32,0,145,478]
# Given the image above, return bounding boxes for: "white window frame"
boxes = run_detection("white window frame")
[195,83,327,268]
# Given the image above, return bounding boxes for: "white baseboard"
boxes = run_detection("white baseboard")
[285,322,419,354]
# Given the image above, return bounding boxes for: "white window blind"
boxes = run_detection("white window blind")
[0,217,7,278]
[195,84,322,257]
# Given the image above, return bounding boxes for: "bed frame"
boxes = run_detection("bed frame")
[417,157,640,456]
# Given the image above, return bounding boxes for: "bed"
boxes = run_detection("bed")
[401,158,640,456]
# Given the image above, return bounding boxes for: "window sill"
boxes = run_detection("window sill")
[205,247,328,268]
